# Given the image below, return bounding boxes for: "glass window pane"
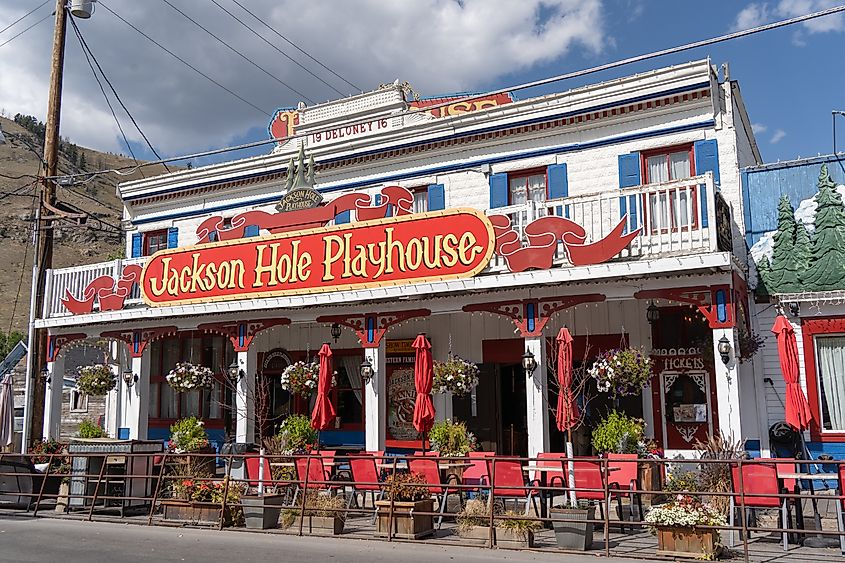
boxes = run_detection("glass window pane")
[206,382,221,419]
[161,384,177,419]
[150,383,160,418]
[528,174,546,202]
[183,390,200,417]
[413,191,427,213]
[647,155,668,183]
[816,336,845,431]
[509,177,527,205]
[669,151,691,180]
[162,337,180,375]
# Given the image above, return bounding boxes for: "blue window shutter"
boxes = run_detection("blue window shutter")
[131,233,142,258]
[618,153,641,188]
[427,183,445,211]
[489,173,508,208]
[694,139,720,185]
[167,227,178,249]
[374,193,382,206]
[547,163,568,199]
[335,210,350,224]
[244,225,259,237]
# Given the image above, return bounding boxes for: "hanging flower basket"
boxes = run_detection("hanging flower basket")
[433,356,480,396]
[75,364,116,396]
[280,361,320,397]
[588,348,652,397]
[166,362,214,393]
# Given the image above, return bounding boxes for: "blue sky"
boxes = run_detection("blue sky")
[1,1,842,169]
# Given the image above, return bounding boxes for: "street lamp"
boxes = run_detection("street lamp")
[122,369,137,388]
[646,301,660,325]
[360,358,374,384]
[522,350,537,378]
[717,335,732,365]
[228,358,243,383]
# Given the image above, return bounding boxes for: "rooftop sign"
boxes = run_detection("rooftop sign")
[141,209,495,307]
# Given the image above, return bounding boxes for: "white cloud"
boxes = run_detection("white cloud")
[752,122,768,134]
[731,1,844,36]
[770,129,787,144]
[0,0,606,157]
[733,3,771,30]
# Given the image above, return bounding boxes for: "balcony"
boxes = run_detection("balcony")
[40,174,728,320]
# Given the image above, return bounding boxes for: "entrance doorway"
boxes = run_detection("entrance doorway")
[498,363,527,456]
[258,349,293,439]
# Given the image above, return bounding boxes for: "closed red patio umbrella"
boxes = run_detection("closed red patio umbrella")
[412,334,436,441]
[771,315,812,430]
[555,327,578,432]
[311,343,336,431]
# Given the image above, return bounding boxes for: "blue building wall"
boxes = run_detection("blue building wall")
[742,154,845,247]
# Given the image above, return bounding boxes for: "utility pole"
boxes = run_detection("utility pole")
[23,0,68,449]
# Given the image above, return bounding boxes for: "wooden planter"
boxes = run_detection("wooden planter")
[297,515,346,535]
[161,499,230,526]
[374,499,434,539]
[656,526,720,559]
[638,461,664,505]
[460,525,535,548]
[167,446,217,477]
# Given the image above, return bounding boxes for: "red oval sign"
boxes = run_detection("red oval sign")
[141,208,495,307]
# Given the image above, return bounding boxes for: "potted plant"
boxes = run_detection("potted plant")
[456,499,540,548]
[550,499,596,551]
[166,362,214,392]
[163,476,244,527]
[588,348,652,397]
[76,418,109,439]
[591,411,644,455]
[645,494,724,559]
[276,414,318,454]
[281,491,346,535]
[29,439,69,500]
[374,472,434,539]
[167,417,216,476]
[433,355,479,396]
[75,364,116,396]
[280,361,320,397]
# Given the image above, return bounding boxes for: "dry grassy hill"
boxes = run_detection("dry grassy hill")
[0,114,172,334]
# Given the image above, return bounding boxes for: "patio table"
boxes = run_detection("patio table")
[777,471,839,546]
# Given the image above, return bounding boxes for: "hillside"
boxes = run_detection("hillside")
[0,114,172,334]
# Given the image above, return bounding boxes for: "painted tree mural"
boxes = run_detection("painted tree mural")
[767,195,800,293]
[803,164,845,291]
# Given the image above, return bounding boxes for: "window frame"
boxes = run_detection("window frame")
[329,348,366,431]
[639,144,698,233]
[143,229,169,256]
[507,168,548,206]
[69,389,88,413]
[410,186,429,214]
[640,144,696,185]
[801,317,845,441]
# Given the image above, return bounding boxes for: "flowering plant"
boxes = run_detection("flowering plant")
[645,494,725,533]
[428,419,477,457]
[166,362,214,393]
[588,348,652,397]
[168,416,210,453]
[280,361,320,397]
[433,356,479,396]
[75,364,116,396]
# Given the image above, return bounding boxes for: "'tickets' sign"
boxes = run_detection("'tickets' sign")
[141,209,495,307]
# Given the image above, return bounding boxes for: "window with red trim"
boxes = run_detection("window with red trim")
[641,145,698,232]
[143,229,169,256]
[508,169,547,205]
[410,187,428,214]
[800,318,845,441]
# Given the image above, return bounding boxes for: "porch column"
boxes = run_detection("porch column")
[235,348,256,444]
[124,353,150,440]
[42,355,65,440]
[712,327,741,438]
[524,336,549,458]
[364,341,387,452]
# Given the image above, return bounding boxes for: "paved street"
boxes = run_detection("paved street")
[0,516,643,563]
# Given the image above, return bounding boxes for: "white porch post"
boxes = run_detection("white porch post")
[524,336,549,459]
[42,355,65,440]
[712,327,742,439]
[365,341,387,452]
[106,363,121,438]
[124,353,150,440]
[235,348,256,444]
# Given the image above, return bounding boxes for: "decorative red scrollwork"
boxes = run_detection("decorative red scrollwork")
[488,214,641,273]
[315,309,431,348]
[61,264,143,315]
[195,185,414,243]
[463,294,605,337]
[197,319,290,352]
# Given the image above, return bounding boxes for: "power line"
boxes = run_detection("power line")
[161,0,315,104]
[0,10,51,49]
[46,3,845,182]
[210,0,346,97]
[69,14,169,173]
[228,0,361,93]
[0,0,50,37]
[98,1,271,117]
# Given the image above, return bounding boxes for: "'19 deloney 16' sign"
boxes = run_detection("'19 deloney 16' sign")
[141,209,495,307]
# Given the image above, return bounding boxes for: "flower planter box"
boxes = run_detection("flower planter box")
[161,499,230,526]
[241,494,284,529]
[639,461,664,505]
[295,515,346,535]
[655,526,720,559]
[551,506,595,551]
[167,446,217,478]
[460,525,535,548]
[374,499,434,539]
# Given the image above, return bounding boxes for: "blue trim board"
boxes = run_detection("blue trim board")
[134,119,716,225]
[127,81,712,204]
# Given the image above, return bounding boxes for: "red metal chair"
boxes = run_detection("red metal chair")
[244,455,276,491]
[408,456,458,529]
[462,452,493,498]
[729,462,789,551]
[486,457,539,516]
[347,454,384,522]
[565,460,615,536]
[294,455,339,504]
[607,453,643,528]
[528,452,566,515]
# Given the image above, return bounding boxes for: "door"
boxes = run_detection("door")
[453,363,501,453]
[659,370,713,452]
[499,364,527,456]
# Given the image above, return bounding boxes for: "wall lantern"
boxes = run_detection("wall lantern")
[788,302,800,317]
[330,323,342,344]
[717,335,732,365]
[41,365,50,384]
[522,350,538,378]
[360,358,375,384]
[122,369,138,388]
[646,301,660,325]
[228,358,244,382]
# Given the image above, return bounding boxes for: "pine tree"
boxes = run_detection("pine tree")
[78,152,86,170]
[794,220,812,282]
[804,164,845,291]
[755,254,772,297]
[768,195,800,292]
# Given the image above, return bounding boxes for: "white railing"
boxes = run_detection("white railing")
[44,257,147,318]
[485,173,720,271]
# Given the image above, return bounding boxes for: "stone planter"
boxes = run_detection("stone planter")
[655,526,720,559]
[241,494,284,529]
[551,506,595,551]
[460,525,535,548]
[161,499,231,526]
[374,499,434,539]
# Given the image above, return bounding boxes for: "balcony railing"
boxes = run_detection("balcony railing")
[484,173,722,272]
[43,257,146,319]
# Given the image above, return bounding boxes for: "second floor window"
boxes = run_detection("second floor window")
[412,188,428,213]
[144,230,169,256]
[643,146,694,184]
[508,170,547,205]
